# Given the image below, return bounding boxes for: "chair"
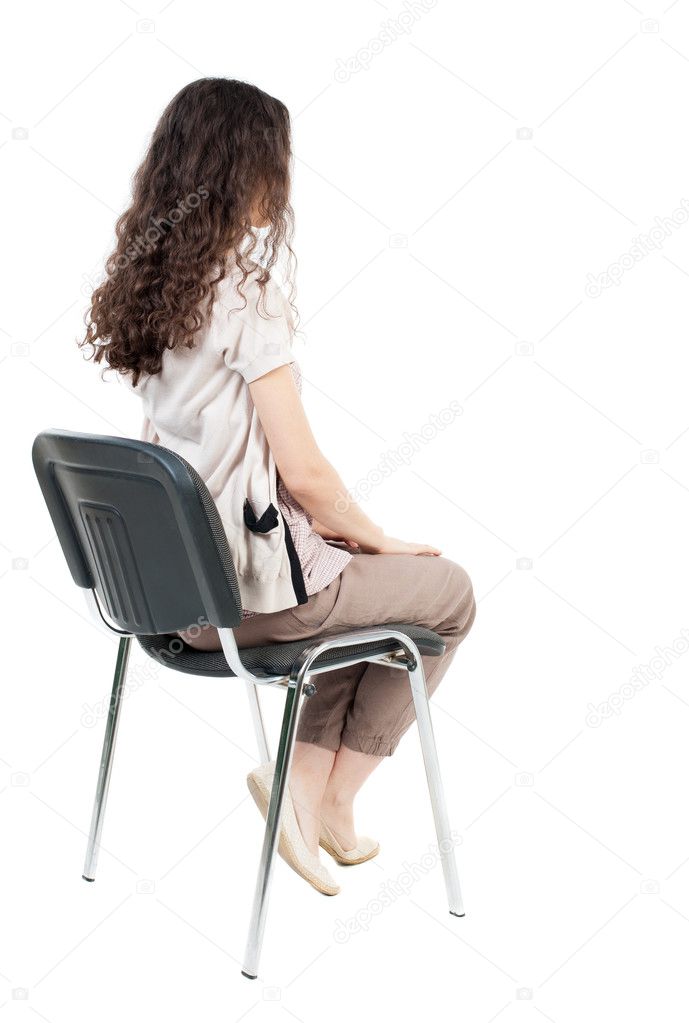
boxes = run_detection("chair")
[32,428,466,979]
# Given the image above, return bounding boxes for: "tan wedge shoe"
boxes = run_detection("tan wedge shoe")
[247,761,340,896]
[319,820,380,865]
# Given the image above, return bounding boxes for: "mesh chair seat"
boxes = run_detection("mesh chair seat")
[137,622,445,678]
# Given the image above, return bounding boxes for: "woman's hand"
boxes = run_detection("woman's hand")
[358,535,442,557]
[312,518,438,557]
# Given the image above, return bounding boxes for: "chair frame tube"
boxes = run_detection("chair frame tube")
[82,634,131,881]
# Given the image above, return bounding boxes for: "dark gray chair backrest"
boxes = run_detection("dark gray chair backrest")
[32,429,243,634]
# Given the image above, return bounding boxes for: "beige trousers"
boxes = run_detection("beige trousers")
[233,551,476,757]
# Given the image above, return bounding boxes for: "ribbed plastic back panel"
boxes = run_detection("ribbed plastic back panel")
[80,503,149,630]
[32,430,243,634]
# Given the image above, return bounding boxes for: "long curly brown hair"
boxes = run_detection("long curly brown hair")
[81,77,295,385]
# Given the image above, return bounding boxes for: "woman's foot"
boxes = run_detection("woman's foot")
[319,794,380,865]
[247,762,340,896]
[319,794,358,851]
[319,817,380,866]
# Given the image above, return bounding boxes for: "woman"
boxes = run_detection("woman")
[81,77,476,897]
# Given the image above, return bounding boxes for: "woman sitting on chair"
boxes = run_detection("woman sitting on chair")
[80,77,476,896]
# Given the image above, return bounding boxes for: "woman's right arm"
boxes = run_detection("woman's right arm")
[248,365,441,556]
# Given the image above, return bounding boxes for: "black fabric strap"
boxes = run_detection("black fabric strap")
[281,513,308,606]
[243,499,280,533]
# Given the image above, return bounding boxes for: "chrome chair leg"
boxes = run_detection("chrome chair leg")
[407,657,465,917]
[82,636,131,881]
[241,672,309,979]
[244,680,271,763]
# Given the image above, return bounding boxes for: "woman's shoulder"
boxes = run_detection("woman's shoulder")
[206,265,295,382]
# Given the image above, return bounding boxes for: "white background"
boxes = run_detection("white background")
[2,0,689,1019]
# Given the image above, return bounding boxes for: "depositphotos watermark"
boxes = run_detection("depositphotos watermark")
[79,616,213,727]
[333,833,462,942]
[585,626,689,727]
[335,400,462,512]
[584,198,689,298]
[80,659,159,728]
[334,0,437,82]
[80,186,209,297]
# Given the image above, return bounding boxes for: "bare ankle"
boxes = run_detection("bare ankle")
[322,789,353,810]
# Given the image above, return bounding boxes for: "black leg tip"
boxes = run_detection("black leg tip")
[82,875,95,883]
[449,910,465,917]
[241,971,257,980]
